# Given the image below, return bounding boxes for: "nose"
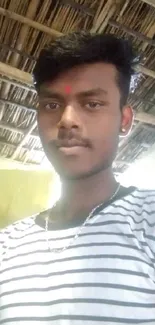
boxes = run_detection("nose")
[57,104,80,130]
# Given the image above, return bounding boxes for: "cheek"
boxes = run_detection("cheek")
[92,122,119,153]
[37,114,56,139]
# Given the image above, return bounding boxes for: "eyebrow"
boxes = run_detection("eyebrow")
[39,87,108,99]
[39,89,64,101]
[77,88,108,98]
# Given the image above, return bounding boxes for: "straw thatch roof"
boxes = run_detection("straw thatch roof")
[0,0,155,174]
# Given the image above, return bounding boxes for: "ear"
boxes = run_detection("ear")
[120,105,134,137]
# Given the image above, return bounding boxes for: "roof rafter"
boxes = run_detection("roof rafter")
[141,0,155,8]
[109,19,155,47]
[0,7,63,37]
[0,140,42,153]
[11,121,37,159]
[0,122,38,138]
[0,98,36,113]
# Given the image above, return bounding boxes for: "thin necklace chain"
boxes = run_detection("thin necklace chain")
[45,183,120,253]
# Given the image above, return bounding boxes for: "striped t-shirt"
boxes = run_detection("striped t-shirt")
[0,187,155,324]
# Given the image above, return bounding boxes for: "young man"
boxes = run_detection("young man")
[0,32,155,324]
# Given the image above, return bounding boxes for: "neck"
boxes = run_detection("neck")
[58,168,118,220]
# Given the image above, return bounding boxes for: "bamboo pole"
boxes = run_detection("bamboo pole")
[0,76,36,92]
[130,94,155,107]
[91,0,115,33]
[135,112,155,125]
[98,3,116,33]
[22,141,40,164]
[0,6,155,80]
[0,122,38,137]
[134,65,155,79]
[0,140,42,153]
[60,0,94,16]
[109,19,155,47]
[0,62,32,85]
[10,0,39,67]
[0,1,40,120]
[0,7,63,37]
[141,0,155,8]
[0,98,36,113]
[115,160,131,166]
[11,120,38,159]
[0,43,36,61]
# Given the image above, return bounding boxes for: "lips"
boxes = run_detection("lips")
[58,146,85,156]
[54,139,87,156]
[56,139,86,148]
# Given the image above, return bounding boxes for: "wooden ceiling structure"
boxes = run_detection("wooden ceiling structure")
[0,0,155,173]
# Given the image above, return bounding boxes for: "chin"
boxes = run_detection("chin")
[53,167,88,180]
[45,153,91,180]
[45,149,111,180]
[59,172,88,180]
[54,165,106,181]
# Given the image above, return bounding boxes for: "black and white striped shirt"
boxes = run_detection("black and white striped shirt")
[0,188,155,324]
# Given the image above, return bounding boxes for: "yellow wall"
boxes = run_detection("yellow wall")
[0,169,59,228]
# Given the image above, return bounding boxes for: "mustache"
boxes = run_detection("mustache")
[47,132,91,149]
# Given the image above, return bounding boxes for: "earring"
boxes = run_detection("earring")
[121,128,126,133]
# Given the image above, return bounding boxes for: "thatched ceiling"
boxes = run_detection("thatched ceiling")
[0,0,155,174]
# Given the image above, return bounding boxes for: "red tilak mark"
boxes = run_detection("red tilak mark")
[65,85,71,94]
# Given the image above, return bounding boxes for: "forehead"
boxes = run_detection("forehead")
[39,62,118,96]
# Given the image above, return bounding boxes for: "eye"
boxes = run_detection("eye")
[44,103,60,111]
[85,101,102,110]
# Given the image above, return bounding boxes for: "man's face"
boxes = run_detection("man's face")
[38,63,132,179]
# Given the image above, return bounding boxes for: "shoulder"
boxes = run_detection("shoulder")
[129,188,155,209]
[0,216,36,248]
[115,187,155,225]
[131,188,155,254]
[127,187,155,230]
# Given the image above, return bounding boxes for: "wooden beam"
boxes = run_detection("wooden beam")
[0,75,36,92]
[0,1,40,121]
[9,0,39,68]
[109,19,155,47]
[0,43,36,61]
[11,121,37,159]
[141,0,155,8]
[0,98,36,112]
[0,6,155,82]
[0,62,32,85]
[134,64,155,79]
[115,160,131,166]
[91,0,117,33]
[0,4,154,46]
[0,7,63,37]
[22,141,42,163]
[0,122,38,137]
[0,140,42,153]
[59,0,94,16]
[130,94,155,107]
[135,112,155,125]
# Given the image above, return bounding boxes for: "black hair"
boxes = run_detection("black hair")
[33,32,138,107]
